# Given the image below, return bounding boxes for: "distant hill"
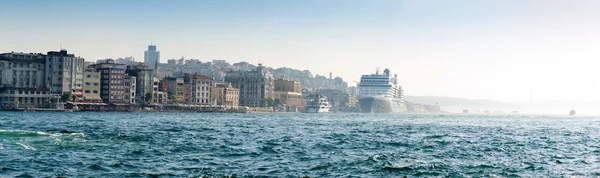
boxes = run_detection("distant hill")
[404,96,508,107]
[404,96,512,112]
[404,96,600,115]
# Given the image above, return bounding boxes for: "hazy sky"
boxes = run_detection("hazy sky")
[2,0,600,103]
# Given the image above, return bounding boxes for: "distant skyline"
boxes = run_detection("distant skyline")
[2,0,600,103]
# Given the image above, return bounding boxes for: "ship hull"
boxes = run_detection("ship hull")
[359,96,407,113]
[304,107,330,113]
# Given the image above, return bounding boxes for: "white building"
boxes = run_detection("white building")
[0,52,52,108]
[184,74,214,105]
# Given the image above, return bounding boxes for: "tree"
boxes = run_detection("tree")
[169,95,177,104]
[71,94,78,102]
[61,92,72,102]
[266,97,275,107]
[145,92,153,103]
[49,97,58,103]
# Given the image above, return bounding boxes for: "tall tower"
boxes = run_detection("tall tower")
[144,44,160,67]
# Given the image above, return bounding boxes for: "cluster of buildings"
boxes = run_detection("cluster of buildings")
[0,46,321,111]
[0,50,83,108]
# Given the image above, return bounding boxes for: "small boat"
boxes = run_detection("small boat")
[569,110,576,116]
[462,109,468,114]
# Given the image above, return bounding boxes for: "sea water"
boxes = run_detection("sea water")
[0,112,599,177]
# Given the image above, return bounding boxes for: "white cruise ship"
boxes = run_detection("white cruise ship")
[304,94,331,113]
[358,68,407,113]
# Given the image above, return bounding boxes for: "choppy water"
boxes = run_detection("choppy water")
[1,112,600,177]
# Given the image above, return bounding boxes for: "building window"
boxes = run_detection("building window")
[85,90,90,93]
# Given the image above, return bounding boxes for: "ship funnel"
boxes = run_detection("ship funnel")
[383,69,390,76]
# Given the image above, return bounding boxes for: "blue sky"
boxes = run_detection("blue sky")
[2,0,600,103]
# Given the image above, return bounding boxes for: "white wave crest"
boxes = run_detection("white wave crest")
[0,129,84,137]
[16,142,36,150]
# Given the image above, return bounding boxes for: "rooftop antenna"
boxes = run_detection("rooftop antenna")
[376,67,380,75]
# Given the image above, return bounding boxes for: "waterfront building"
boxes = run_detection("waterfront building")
[82,68,101,102]
[126,63,155,104]
[0,52,51,108]
[275,77,301,93]
[88,59,126,103]
[124,76,136,104]
[144,45,160,67]
[274,91,303,109]
[155,90,168,104]
[163,77,185,104]
[213,83,239,107]
[159,79,168,93]
[45,50,85,97]
[274,77,302,109]
[183,73,214,105]
[224,64,274,107]
[151,63,162,104]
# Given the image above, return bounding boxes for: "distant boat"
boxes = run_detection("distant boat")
[569,110,576,116]
[462,109,468,113]
[304,94,331,113]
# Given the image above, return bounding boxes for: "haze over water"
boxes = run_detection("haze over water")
[1,112,599,177]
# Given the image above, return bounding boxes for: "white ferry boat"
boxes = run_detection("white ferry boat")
[358,68,407,113]
[304,94,331,113]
